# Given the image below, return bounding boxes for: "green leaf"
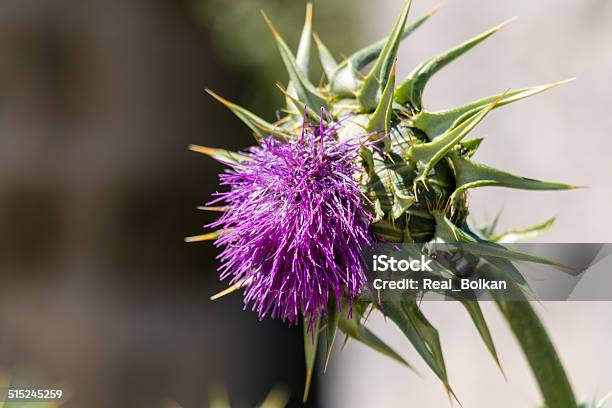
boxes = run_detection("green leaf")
[189,144,246,166]
[365,159,417,220]
[395,18,514,109]
[275,83,321,122]
[366,62,397,149]
[432,213,551,299]
[324,297,340,372]
[408,102,495,182]
[460,300,503,373]
[412,79,574,140]
[490,217,556,243]
[432,212,567,268]
[431,215,578,407]
[357,0,412,110]
[330,4,439,97]
[206,90,288,140]
[449,153,577,201]
[459,138,484,157]
[382,301,458,401]
[263,12,328,113]
[480,209,503,239]
[391,188,415,220]
[286,3,313,113]
[313,33,338,81]
[295,3,312,76]
[302,316,320,403]
[337,307,413,370]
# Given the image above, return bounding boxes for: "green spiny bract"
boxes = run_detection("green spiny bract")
[195,1,579,406]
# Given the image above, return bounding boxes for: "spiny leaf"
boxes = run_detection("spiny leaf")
[432,212,568,268]
[365,159,417,220]
[471,209,503,240]
[460,300,503,374]
[408,102,496,182]
[490,217,556,243]
[275,83,321,121]
[412,79,574,140]
[486,210,503,238]
[485,255,537,301]
[205,90,287,140]
[366,61,397,149]
[357,0,412,110]
[337,308,414,370]
[391,188,415,220]
[382,301,457,402]
[295,3,312,75]
[432,213,537,307]
[189,144,246,166]
[324,296,340,372]
[302,316,320,403]
[353,3,440,72]
[449,153,577,201]
[313,33,338,81]
[263,12,328,113]
[431,220,563,304]
[460,138,484,157]
[330,4,439,96]
[286,3,313,112]
[434,214,577,407]
[395,18,515,109]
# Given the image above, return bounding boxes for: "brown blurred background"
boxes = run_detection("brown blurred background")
[0,0,359,406]
[1,0,611,407]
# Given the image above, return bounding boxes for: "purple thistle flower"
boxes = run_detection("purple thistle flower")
[208,113,372,327]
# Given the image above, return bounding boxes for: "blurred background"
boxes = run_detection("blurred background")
[0,0,611,407]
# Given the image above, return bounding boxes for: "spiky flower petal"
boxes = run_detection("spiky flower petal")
[208,114,371,326]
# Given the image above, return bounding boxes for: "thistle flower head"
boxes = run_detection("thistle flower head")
[192,2,579,402]
[208,113,372,326]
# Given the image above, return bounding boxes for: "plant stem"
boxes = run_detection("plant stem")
[497,300,578,408]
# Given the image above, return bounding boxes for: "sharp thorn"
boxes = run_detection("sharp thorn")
[543,77,576,90]
[304,2,313,28]
[494,16,519,31]
[261,11,281,41]
[205,89,236,108]
[189,144,215,156]
[427,2,445,16]
[184,232,218,243]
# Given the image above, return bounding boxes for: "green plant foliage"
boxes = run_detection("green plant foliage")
[192,0,360,116]
[198,1,581,406]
